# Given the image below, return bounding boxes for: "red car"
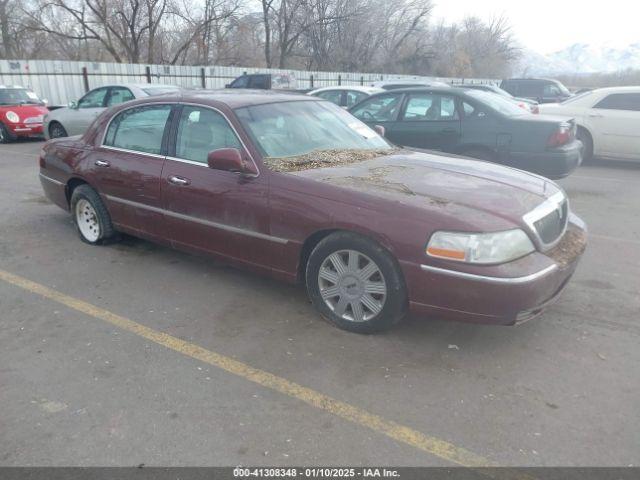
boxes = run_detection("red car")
[38,91,587,333]
[0,86,49,143]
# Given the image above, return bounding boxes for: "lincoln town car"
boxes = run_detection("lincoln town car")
[38,91,587,332]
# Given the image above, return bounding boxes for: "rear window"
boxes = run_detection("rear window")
[142,87,180,96]
[465,90,527,116]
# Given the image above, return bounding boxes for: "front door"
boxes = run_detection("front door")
[349,92,404,138]
[161,105,273,269]
[88,103,173,239]
[389,92,462,151]
[67,87,109,135]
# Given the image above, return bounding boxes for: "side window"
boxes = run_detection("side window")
[106,87,135,107]
[543,84,562,97]
[350,94,402,122]
[230,76,249,88]
[518,82,541,97]
[402,94,460,121]
[317,90,343,106]
[248,75,269,89]
[175,106,242,164]
[345,91,368,107]
[104,104,172,155]
[462,101,476,117]
[78,88,109,108]
[594,93,640,111]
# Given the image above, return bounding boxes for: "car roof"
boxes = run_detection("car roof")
[367,86,458,95]
[308,86,384,95]
[145,89,320,109]
[591,86,640,94]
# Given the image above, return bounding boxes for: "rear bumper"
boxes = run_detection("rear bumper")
[509,140,582,179]
[403,215,587,326]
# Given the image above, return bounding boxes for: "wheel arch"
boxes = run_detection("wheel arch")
[65,176,91,206]
[576,124,594,151]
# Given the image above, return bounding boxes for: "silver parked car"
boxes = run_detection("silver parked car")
[307,86,384,108]
[43,83,180,139]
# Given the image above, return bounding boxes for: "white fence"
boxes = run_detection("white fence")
[0,59,498,106]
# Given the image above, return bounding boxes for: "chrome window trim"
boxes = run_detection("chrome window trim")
[522,191,568,250]
[100,101,174,153]
[100,145,166,159]
[104,195,288,245]
[420,263,558,285]
[177,102,260,178]
[39,172,65,186]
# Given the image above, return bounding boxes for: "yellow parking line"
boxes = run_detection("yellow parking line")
[0,268,495,468]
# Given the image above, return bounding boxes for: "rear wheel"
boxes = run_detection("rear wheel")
[49,122,68,139]
[305,232,407,333]
[0,123,14,144]
[576,127,593,162]
[70,184,117,245]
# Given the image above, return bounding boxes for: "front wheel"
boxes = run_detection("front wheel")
[70,184,117,245]
[0,123,14,144]
[305,232,407,333]
[49,122,68,139]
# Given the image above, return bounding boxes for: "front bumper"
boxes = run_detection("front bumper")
[403,215,587,325]
[8,122,44,137]
[509,139,583,179]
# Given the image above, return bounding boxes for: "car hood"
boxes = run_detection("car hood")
[292,149,562,228]
[0,104,48,117]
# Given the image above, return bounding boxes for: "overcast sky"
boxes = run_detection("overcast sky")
[431,0,639,54]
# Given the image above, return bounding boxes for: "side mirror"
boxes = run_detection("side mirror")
[373,124,385,137]
[207,148,257,175]
[42,98,49,105]
[68,101,78,109]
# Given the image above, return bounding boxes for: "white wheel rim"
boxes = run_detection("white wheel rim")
[318,249,387,323]
[76,199,100,242]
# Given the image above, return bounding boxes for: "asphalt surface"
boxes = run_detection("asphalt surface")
[0,139,638,467]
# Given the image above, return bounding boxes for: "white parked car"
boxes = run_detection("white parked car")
[43,83,180,139]
[307,86,384,108]
[538,87,640,161]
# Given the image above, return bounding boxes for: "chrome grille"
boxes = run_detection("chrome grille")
[523,191,568,249]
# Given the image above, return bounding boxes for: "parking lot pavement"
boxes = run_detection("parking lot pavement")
[1,140,639,467]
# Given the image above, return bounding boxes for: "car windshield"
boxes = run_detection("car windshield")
[142,87,181,96]
[235,100,391,158]
[465,90,528,116]
[0,88,43,105]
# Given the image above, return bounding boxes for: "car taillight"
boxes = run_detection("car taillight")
[547,123,573,147]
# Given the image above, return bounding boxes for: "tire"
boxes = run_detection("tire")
[576,127,593,162]
[49,122,68,139]
[0,123,14,144]
[70,184,117,245]
[305,231,407,333]
[461,147,495,162]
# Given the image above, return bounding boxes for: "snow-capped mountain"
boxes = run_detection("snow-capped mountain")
[516,43,640,76]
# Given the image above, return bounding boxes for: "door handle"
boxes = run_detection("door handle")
[168,175,190,186]
[95,160,110,167]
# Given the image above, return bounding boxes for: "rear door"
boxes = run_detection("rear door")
[161,104,273,267]
[592,93,640,159]
[90,103,173,239]
[66,87,110,135]
[389,92,462,151]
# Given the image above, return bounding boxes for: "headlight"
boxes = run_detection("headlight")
[426,229,535,264]
[6,111,19,123]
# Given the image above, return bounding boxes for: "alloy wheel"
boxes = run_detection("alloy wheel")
[317,249,387,322]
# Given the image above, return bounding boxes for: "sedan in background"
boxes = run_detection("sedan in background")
[458,84,539,113]
[307,86,384,108]
[0,85,49,143]
[500,78,572,104]
[38,91,586,332]
[43,83,180,139]
[538,87,640,161]
[349,87,583,179]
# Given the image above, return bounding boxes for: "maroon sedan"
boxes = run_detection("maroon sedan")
[38,91,587,333]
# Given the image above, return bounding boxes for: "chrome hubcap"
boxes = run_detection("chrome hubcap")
[318,249,387,322]
[76,199,100,242]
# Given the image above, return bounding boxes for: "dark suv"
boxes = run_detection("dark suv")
[500,78,572,104]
